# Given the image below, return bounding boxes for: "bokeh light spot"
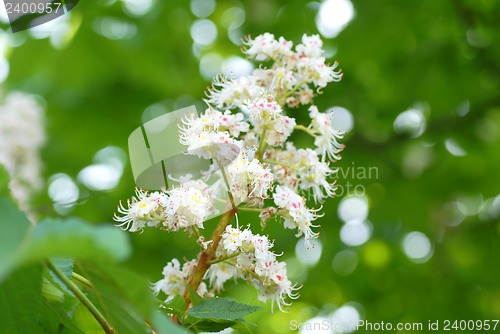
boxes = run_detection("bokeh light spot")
[48,173,79,205]
[338,195,368,223]
[190,19,217,46]
[199,52,224,81]
[93,17,137,40]
[332,250,358,276]
[221,7,245,30]
[78,146,126,192]
[122,0,154,17]
[328,106,354,133]
[394,109,426,138]
[296,238,322,266]
[402,231,433,263]
[329,304,361,333]
[190,0,216,18]
[316,0,355,38]
[363,240,390,268]
[222,56,254,78]
[340,220,372,246]
[445,138,466,156]
[299,316,331,334]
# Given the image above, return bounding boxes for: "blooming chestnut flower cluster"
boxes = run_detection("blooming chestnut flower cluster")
[114,33,345,312]
[152,259,210,300]
[115,181,215,233]
[0,92,45,210]
[209,226,299,311]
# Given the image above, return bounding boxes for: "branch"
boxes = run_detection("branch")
[182,208,236,308]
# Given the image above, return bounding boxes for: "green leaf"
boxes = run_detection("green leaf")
[185,319,236,333]
[49,257,75,295]
[22,218,131,264]
[231,320,257,334]
[82,261,196,334]
[41,299,83,334]
[82,261,156,334]
[188,285,203,306]
[41,277,65,303]
[73,302,106,334]
[0,264,43,333]
[0,213,131,283]
[41,261,83,331]
[0,196,32,281]
[161,295,186,318]
[187,298,261,321]
[52,257,75,279]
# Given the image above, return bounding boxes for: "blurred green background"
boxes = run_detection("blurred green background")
[2,0,500,332]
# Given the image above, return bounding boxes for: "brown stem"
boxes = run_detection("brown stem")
[183,208,236,308]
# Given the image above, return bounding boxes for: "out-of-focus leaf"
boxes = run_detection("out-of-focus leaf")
[52,257,74,279]
[82,261,196,333]
[151,311,192,334]
[73,303,105,334]
[49,257,75,295]
[22,218,131,264]
[0,264,43,333]
[41,299,83,334]
[231,321,257,334]
[0,212,131,282]
[82,261,157,333]
[0,196,32,281]
[42,277,64,303]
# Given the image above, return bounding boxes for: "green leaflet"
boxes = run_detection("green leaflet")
[187,298,261,321]
[49,257,75,295]
[160,294,187,318]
